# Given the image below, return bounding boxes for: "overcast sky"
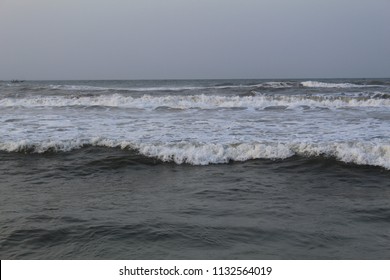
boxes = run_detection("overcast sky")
[1,0,389,80]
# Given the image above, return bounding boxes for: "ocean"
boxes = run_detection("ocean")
[0,79,389,259]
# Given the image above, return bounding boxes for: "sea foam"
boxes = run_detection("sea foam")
[1,139,389,169]
[1,93,389,109]
[301,81,378,88]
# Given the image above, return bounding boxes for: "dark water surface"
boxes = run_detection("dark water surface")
[1,148,389,259]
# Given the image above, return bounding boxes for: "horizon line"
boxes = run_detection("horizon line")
[1,77,390,82]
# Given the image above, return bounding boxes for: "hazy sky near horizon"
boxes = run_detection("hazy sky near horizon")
[1,0,389,80]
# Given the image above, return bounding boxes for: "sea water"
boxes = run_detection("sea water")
[0,79,389,259]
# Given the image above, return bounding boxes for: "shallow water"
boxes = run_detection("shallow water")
[0,148,389,259]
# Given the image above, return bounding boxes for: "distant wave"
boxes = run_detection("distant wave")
[1,139,389,169]
[1,93,389,109]
[48,81,385,91]
[301,81,380,88]
[46,84,261,92]
[49,84,211,92]
[7,82,296,93]
[3,80,388,93]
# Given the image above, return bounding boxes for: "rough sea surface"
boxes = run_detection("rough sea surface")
[1,79,389,259]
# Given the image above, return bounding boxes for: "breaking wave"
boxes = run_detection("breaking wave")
[1,139,389,169]
[301,81,380,88]
[1,93,389,109]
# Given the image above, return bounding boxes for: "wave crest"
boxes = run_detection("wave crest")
[301,81,379,88]
[1,93,389,109]
[1,139,389,169]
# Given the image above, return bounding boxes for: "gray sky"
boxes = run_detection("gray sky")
[1,0,389,80]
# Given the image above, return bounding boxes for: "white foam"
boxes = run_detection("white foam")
[301,81,378,88]
[0,139,86,153]
[135,142,294,165]
[134,141,390,168]
[1,139,389,169]
[292,142,390,169]
[1,93,389,109]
